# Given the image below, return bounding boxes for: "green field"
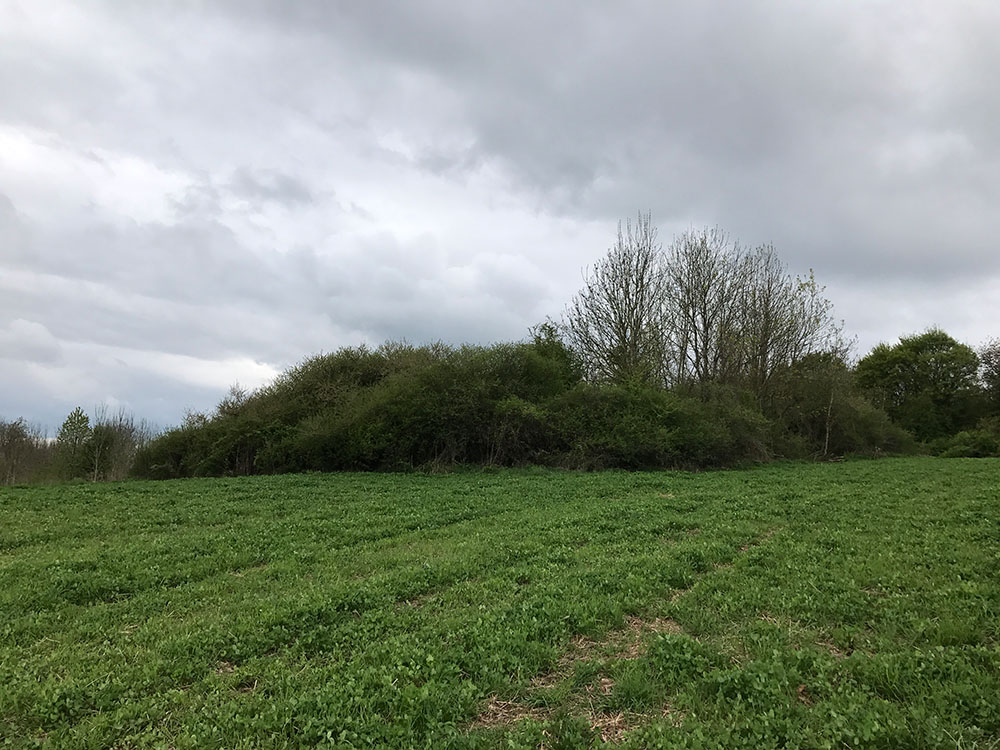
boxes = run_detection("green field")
[2,459,999,748]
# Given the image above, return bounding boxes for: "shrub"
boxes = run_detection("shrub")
[544,384,769,469]
[938,426,1000,458]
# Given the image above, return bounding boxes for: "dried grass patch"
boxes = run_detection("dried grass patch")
[610,616,684,659]
[474,615,689,740]
[587,704,685,744]
[472,695,683,745]
[470,696,548,729]
[397,592,436,609]
[817,639,848,659]
[532,616,685,689]
[590,710,639,743]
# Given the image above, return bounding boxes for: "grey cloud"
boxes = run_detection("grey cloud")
[228,167,315,208]
[0,349,223,431]
[1,1,999,428]
[0,319,63,365]
[1,187,552,426]
[278,2,1000,282]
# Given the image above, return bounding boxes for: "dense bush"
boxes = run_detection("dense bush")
[134,335,779,477]
[131,425,208,479]
[768,354,914,458]
[543,384,770,470]
[855,329,981,441]
[134,333,585,476]
[934,418,1000,458]
[0,418,53,485]
[133,327,910,479]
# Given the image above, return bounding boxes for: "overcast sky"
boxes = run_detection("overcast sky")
[2,1,999,429]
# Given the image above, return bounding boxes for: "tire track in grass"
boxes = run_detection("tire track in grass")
[467,528,781,744]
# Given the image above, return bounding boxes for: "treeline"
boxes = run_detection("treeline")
[7,217,998,484]
[0,407,155,486]
[130,217,953,480]
[129,321,1000,480]
[133,333,913,479]
[856,330,1000,456]
[0,418,51,485]
[134,330,791,478]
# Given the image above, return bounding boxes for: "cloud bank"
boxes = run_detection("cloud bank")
[2,0,998,428]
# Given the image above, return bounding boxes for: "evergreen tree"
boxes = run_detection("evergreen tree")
[56,407,91,479]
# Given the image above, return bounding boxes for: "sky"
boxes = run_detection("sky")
[2,1,999,430]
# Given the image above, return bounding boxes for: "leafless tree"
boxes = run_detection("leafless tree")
[0,418,51,485]
[662,227,749,386]
[90,406,156,481]
[565,216,846,399]
[736,248,847,400]
[562,213,668,386]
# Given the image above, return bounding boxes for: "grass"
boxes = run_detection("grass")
[1,458,999,748]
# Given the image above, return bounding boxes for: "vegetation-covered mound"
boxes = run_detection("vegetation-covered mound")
[132,329,910,478]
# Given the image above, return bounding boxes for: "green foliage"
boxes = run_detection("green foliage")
[55,407,91,479]
[131,426,209,479]
[2,459,999,746]
[160,330,780,477]
[545,384,770,469]
[855,329,982,441]
[545,384,676,469]
[770,353,914,457]
[134,326,915,479]
[980,338,1000,415]
[934,417,1000,458]
[0,418,53,485]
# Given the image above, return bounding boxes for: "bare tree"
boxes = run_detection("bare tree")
[662,227,748,386]
[0,418,51,485]
[566,215,846,398]
[562,213,668,386]
[90,406,155,481]
[981,338,1000,414]
[737,249,847,400]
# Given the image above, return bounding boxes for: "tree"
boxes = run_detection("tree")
[562,213,668,386]
[662,227,747,386]
[663,230,845,397]
[56,406,91,479]
[737,253,846,401]
[565,216,845,399]
[980,338,1000,415]
[86,406,153,482]
[855,329,980,441]
[215,382,250,418]
[0,418,50,485]
[771,352,910,457]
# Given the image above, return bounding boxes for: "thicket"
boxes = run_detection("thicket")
[132,331,911,479]
[0,407,154,486]
[128,217,922,479]
[0,418,53,485]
